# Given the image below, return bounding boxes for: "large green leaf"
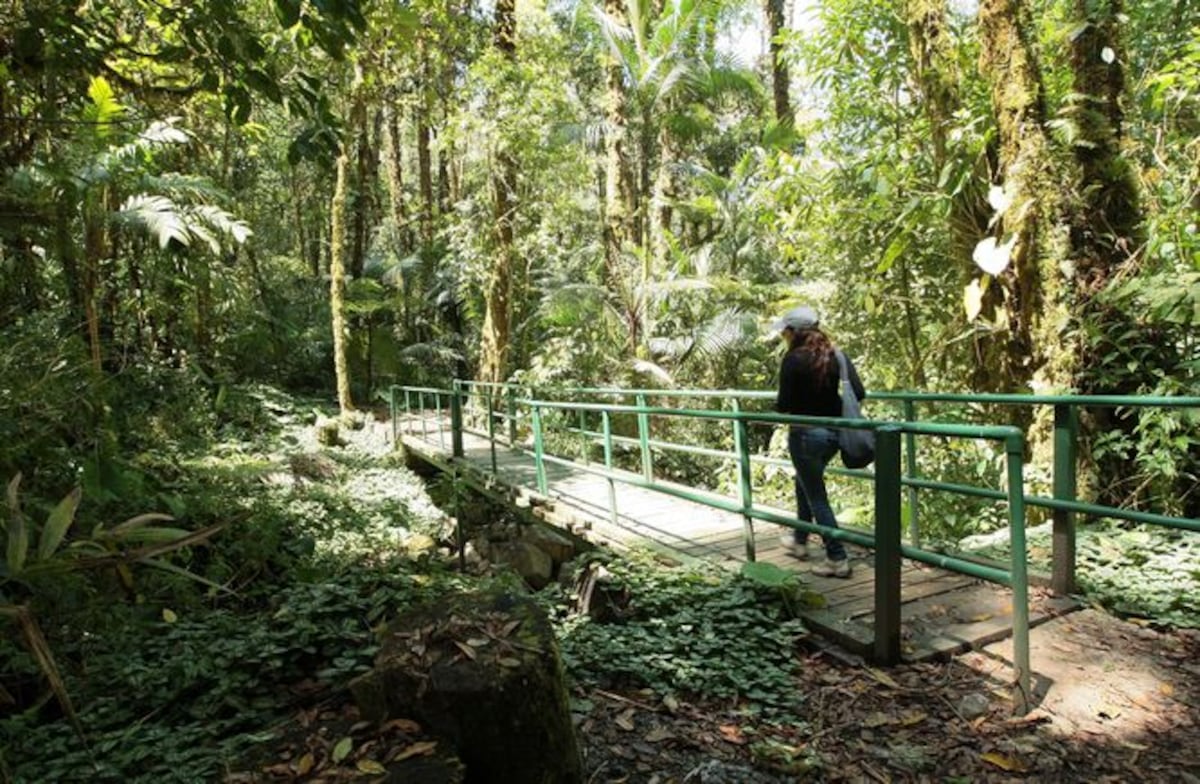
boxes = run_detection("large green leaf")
[740,561,796,589]
[36,487,81,561]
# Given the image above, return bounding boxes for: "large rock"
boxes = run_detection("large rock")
[521,523,576,566]
[491,541,554,589]
[349,589,582,784]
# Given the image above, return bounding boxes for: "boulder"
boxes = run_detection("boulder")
[491,541,554,589]
[521,524,576,566]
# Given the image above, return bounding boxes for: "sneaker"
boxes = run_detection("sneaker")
[812,558,852,578]
[779,534,816,560]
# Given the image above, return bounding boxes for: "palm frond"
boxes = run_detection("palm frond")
[116,195,190,249]
[693,309,757,359]
[631,358,675,386]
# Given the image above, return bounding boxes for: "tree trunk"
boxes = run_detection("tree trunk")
[1066,0,1151,506]
[350,89,371,279]
[349,590,583,784]
[479,0,519,384]
[330,152,355,413]
[975,0,1069,396]
[905,0,955,169]
[603,0,636,286]
[765,0,792,126]
[383,100,412,254]
[417,38,436,247]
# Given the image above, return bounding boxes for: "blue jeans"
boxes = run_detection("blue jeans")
[787,426,847,561]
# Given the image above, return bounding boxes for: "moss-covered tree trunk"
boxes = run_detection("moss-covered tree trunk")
[479,0,519,385]
[975,0,1071,397]
[384,99,413,255]
[603,0,636,287]
[350,590,583,784]
[905,0,955,170]
[1066,0,1153,506]
[330,152,354,414]
[764,0,792,127]
[417,36,436,247]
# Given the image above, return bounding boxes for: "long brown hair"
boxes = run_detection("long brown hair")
[788,328,835,377]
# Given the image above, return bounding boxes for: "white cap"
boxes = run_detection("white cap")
[770,305,820,332]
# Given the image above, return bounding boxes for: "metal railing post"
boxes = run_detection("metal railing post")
[532,404,548,495]
[602,410,618,527]
[418,391,427,440]
[450,381,464,458]
[873,425,903,665]
[1052,403,1078,595]
[435,391,446,451]
[903,399,921,546]
[403,388,412,435]
[507,385,518,446]
[486,386,498,474]
[579,409,589,464]
[636,393,653,482]
[389,386,397,445]
[1006,433,1032,714]
[733,410,757,562]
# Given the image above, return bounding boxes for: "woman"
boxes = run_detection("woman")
[772,305,865,578]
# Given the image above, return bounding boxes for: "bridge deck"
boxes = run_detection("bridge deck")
[397,416,1076,662]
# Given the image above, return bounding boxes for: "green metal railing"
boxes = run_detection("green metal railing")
[390,381,1075,711]
[430,381,1200,594]
[389,379,1198,713]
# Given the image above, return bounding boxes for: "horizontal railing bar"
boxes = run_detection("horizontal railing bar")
[520,399,1023,441]
[1026,496,1200,532]
[528,449,1013,584]
[444,382,1200,409]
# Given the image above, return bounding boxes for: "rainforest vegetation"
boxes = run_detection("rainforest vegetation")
[1,0,1198,780]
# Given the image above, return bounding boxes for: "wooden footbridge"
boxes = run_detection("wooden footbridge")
[389,382,1200,710]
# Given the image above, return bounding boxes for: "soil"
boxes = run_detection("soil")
[226,610,1199,783]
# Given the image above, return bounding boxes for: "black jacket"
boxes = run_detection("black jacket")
[775,347,865,419]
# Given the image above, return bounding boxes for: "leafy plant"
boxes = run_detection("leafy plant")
[550,552,808,720]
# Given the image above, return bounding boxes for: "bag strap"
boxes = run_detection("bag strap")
[834,349,850,386]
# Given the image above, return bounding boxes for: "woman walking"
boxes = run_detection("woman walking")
[772,306,865,578]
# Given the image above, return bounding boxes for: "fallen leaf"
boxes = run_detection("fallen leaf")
[969,612,994,622]
[296,752,315,775]
[866,668,900,689]
[644,726,675,743]
[718,724,746,745]
[331,737,353,764]
[862,712,892,728]
[981,751,1029,772]
[501,620,521,636]
[393,741,438,762]
[662,694,680,713]
[383,718,423,734]
[162,608,178,623]
[900,710,927,726]
[453,641,478,660]
[466,637,490,647]
[356,759,387,774]
[1159,683,1175,698]
[615,709,636,732]
[498,657,522,668]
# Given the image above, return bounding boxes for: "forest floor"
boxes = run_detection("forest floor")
[236,614,1200,783]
